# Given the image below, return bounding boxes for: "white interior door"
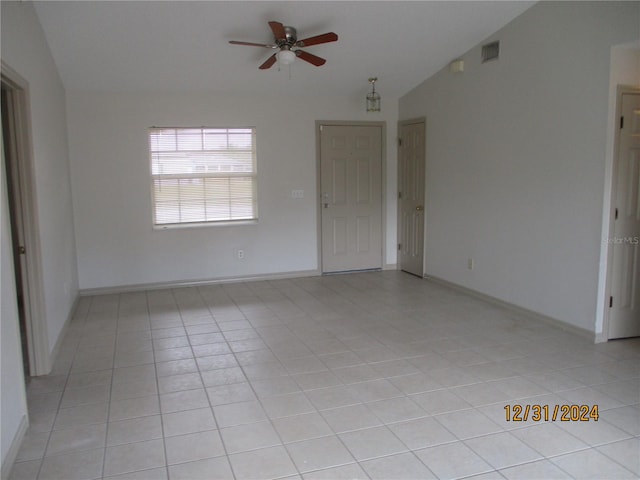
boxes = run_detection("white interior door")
[320,125,382,273]
[2,72,50,375]
[609,92,640,339]
[398,120,425,277]
[2,85,33,376]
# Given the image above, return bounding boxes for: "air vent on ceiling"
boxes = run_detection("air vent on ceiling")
[481,41,500,63]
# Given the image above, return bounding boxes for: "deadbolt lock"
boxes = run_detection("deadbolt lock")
[415,205,424,211]
[19,246,26,255]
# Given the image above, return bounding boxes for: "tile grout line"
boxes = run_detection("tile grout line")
[34,296,91,480]
[148,289,170,480]
[202,282,300,479]
[98,293,119,480]
[186,286,238,479]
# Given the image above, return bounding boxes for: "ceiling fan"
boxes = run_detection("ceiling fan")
[229,21,338,70]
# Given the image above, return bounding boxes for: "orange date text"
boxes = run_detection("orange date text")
[504,404,599,422]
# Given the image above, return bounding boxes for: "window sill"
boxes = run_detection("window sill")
[153,219,258,231]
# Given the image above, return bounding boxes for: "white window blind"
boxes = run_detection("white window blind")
[149,127,257,226]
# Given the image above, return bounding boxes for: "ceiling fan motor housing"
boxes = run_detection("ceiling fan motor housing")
[281,26,297,48]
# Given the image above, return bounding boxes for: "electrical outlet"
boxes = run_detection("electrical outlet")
[237,249,244,259]
[468,258,474,270]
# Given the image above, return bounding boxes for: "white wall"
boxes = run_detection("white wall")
[1,0,78,467]
[67,92,398,290]
[399,1,639,333]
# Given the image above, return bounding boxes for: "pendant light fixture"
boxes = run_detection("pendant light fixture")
[366,77,381,112]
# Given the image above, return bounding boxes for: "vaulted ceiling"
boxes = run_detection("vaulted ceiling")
[33,1,535,99]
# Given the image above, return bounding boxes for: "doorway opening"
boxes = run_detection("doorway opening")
[1,66,49,376]
[2,86,30,376]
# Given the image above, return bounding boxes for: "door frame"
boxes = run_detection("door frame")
[2,62,50,375]
[397,117,426,277]
[602,85,640,341]
[315,120,387,274]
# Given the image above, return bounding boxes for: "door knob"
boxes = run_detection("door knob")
[322,192,329,209]
[415,205,424,211]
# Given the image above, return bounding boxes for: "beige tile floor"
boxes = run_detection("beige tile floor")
[9,271,640,480]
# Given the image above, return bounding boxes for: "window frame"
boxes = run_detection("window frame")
[149,126,258,229]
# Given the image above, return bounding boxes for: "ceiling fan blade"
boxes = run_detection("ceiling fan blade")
[229,40,275,48]
[295,50,326,67]
[296,32,338,47]
[268,21,287,41]
[259,53,278,70]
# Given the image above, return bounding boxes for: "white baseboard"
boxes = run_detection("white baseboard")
[425,275,595,342]
[79,269,322,296]
[594,331,608,344]
[1,414,28,480]
[383,263,398,271]
[47,293,79,374]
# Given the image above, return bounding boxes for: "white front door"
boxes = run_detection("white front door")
[609,92,640,339]
[320,125,383,273]
[398,120,425,277]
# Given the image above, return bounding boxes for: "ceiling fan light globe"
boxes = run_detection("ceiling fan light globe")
[277,49,296,65]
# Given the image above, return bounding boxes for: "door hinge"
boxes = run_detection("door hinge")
[609,296,613,308]
[398,138,402,147]
[398,191,402,199]
[620,116,624,129]
[398,243,402,251]
[615,207,619,220]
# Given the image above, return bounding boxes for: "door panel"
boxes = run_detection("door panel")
[609,92,640,339]
[398,121,426,277]
[321,125,382,273]
[356,216,371,252]
[332,217,348,255]
[356,158,371,204]
[332,158,347,205]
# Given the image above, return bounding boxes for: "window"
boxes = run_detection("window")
[149,127,257,227]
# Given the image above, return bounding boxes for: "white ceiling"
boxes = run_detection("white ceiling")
[33,1,535,99]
